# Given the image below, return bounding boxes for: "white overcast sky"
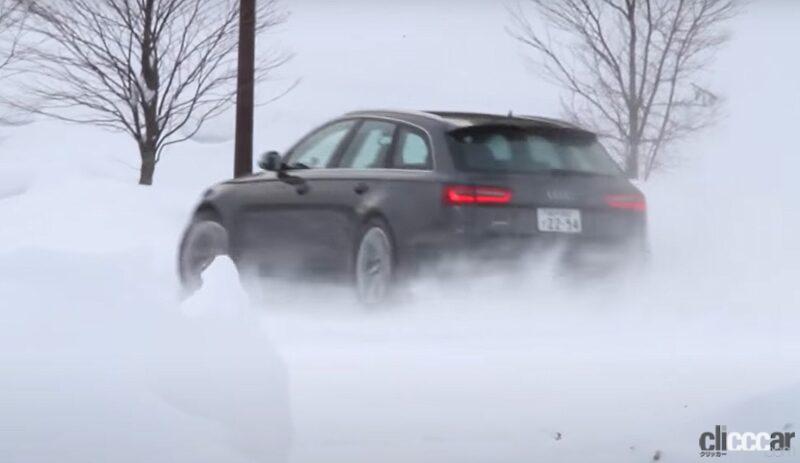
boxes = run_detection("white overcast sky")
[258,1,799,146]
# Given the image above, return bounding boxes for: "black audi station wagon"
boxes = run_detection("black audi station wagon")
[179,110,647,304]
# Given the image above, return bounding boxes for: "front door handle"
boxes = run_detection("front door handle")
[354,183,369,195]
[295,183,309,195]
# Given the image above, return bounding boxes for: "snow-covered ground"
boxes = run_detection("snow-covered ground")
[2,2,799,462]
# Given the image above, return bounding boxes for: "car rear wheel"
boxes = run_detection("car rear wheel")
[178,212,230,296]
[354,220,394,305]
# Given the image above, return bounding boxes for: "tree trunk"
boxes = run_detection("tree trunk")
[139,145,156,185]
[137,0,159,187]
[625,141,639,179]
[625,1,640,180]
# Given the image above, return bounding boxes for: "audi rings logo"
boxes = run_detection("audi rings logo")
[546,190,574,201]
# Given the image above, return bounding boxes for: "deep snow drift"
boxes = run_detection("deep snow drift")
[1,2,799,462]
[2,137,797,463]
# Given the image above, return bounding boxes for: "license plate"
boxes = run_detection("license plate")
[537,208,582,233]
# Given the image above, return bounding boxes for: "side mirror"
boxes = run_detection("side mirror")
[258,151,283,172]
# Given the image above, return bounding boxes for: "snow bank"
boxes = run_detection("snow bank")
[2,124,796,461]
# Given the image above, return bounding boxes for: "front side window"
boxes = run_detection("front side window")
[448,126,622,176]
[392,128,431,170]
[288,120,356,168]
[338,120,396,169]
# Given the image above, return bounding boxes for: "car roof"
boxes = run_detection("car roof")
[344,109,594,135]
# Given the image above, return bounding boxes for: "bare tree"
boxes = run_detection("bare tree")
[0,0,25,73]
[509,0,736,179]
[20,0,289,185]
[0,0,30,124]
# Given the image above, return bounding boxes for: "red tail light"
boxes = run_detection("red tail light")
[444,185,512,205]
[605,194,646,211]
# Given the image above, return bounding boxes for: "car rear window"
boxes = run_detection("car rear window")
[448,126,622,176]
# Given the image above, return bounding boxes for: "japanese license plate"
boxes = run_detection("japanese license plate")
[537,208,582,233]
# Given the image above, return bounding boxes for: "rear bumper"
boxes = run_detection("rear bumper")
[416,232,645,260]
[405,210,647,272]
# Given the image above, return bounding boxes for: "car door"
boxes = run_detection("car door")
[281,118,399,273]
[376,124,441,266]
[330,120,440,271]
[273,118,370,275]
[238,119,358,277]
[329,117,398,220]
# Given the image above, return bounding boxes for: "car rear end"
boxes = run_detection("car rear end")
[434,121,647,268]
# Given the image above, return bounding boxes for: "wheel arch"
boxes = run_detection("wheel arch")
[193,202,223,223]
[360,210,395,244]
[177,208,231,295]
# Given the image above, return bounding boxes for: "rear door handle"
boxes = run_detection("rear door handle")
[353,183,369,195]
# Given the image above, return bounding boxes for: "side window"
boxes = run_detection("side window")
[288,120,356,168]
[392,128,431,170]
[338,120,396,169]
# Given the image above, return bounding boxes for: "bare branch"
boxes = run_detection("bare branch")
[509,0,736,179]
[13,0,291,185]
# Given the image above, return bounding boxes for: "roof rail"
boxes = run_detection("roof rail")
[345,109,448,122]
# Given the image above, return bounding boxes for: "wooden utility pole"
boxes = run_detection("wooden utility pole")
[233,0,256,178]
